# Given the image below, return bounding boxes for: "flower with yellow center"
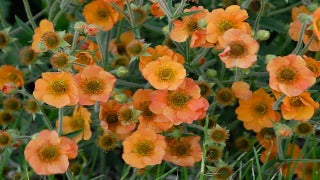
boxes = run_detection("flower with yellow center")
[0,131,11,148]
[215,88,235,106]
[267,54,315,97]
[33,72,79,108]
[0,65,24,89]
[208,126,229,143]
[73,51,95,71]
[122,128,166,169]
[303,56,320,77]
[142,56,186,90]
[32,19,54,52]
[235,88,280,132]
[50,52,69,69]
[97,133,118,151]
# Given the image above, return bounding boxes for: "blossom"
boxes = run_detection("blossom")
[151,3,165,18]
[266,54,315,97]
[0,65,24,89]
[218,29,259,68]
[109,31,134,56]
[205,5,251,44]
[164,136,202,166]
[142,56,186,90]
[149,78,209,125]
[24,130,78,175]
[33,72,79,108]
[313,7,320,40]
[304,56,320,77]
[231,81,252,100]
[281,92,319,121]
[122,128,166,168]
[235,88,280,132]
[74,65,116,105]
[73,51,95,71]
[32,19,54,52]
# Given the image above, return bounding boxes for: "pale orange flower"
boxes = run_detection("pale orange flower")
[33,72,79,108]
[133,89,172,132]
[149,78,209,125]
[313,7,320,40]
[304,56,320,77]
[56,106,92,143]
[218,29,259,68]
[142,56,186,90]
[109,31,134,56]
[205,5,251,44]
[281,92,319,121]
[231,81,252,100]
[32,19,54,52]
[73,51,95,71]
[0,65,24,89]
[74,65,116,105]
[266,54,315,97]
[164,136,202,167]
[235,88,280,132]
[24,130,78,175]
[151,3,165,18]
[292,6,309,21]
[83,0,121,31]
[122,128,166,168]
[139,45,185,72]
[170,6,212,48]
[99,100,136,140]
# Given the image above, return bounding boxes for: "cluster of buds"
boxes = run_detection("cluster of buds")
[74,22,100,36]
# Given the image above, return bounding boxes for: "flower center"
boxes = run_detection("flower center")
[97,9,109,19]
[118,108,134,125]
[290,97,303,107]
[254,103,268,116]
[276,67,297,84]
[186,19,199,33]
[0,112,13,124]
[8,73,19,83]
[71,117,85,130]
[167,92,191,109]
[206,147,221,161]
[0,133,10,146]
[77,53,91,64]
[113,57,129,67]
[140,102,154,118]
[98,134,117,150]
[216,167,233,179]
[260,128,275,140]
[170,141,191,157]
[41,32,60,49]
[216,88,234,105]
[0,32,7,48]
[50,80,68,95]
[24,100,39,113]
[158,68,175,81]
[20,47,35,64]
[38,145,59,162]
[211,129,228,142]
[135,141,154,156]
[307,62,319,74]
[104,112,119,125]
[84,79,103,94]
[217,21,233,33]
[133,8,147,25]
[127,42,143,56]
[117,44,127,55]
[51,53,68,68]
[229,42,246,57]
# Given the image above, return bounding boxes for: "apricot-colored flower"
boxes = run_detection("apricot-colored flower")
[149,78,209,125]
[133,89,172,132]
[164,136,202,167]
[256,128,276,149]
[32,19,54,52]
[292,6,309,21]
[139,45,184,72]
[24,130,78,175]
[266,54,315,97]
[170,6,211,48]
[304,56,320,77]
[83,0,121,31]
[151,3,165,18]
[73,51,95,71]
[231,81,252,100]
[109,31,134,56]
[99,100,136,140]
[74,65,116,105]
[281,92,319,121]
[56,106,92,143]
[218,29,259,68]
[0,65,24,89]
[122,128,166,168]
[142,56,186,90]
[206,5,251,44]
[313,7,320,40]
[33,72,79,108]
[235,88,280,132]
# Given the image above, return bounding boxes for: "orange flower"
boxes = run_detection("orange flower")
[292,6,309,21]
[296,163,319,180]
[24,130,78,175]
[149,78,209,125]
[74,65,116,105]
[122,128,166,168]
[281,92,319,121]
[56,106,92,143]
[133,89,172,132]
[99,100,136,140]
[218,29,259,68]
[83,0,121,31]
[256,128,276,149]
[304,56,320,77]
[142,56,186,90]
[151,3,165,18]
[313,7,320,40]
[0,65,24,89]
[32,19,54,52]
[73,51,95,71]
[170,6,211,48]
[235,88,280,132]
[231,81,252,100]
[139,45,184,72]
[205,5,251,44]
[109,31,134,56]
[33,72,79,108]
[164,136,202,167]
[266,54,315,97]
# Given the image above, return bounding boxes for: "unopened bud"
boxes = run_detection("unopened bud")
[116,66,129,77]
[257,30,270,41]
[298,13,312,23]
[206,69,217,78]
[85,24,100,36]
[1,83,17,95]
[198,19,207,29]
[114,93,127,104]
[74,21,87,34]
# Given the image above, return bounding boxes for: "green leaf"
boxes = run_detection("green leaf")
[173,10,203,19]
[64,129,83,138]
[15,16,33,36]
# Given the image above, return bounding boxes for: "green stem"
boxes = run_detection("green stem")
[48,1,59,21]
[22,0,37,29]
[116,79,145,88]
[253,0,265,38]
[71,31,79,53]
[53,2,70,25]
[191,48,209,65]
[267,1,302,16]
[0,0,8,28]
[299,33,315,55]
[292,21,308,54]
[272,94,285,110]
[96,33,106,68]
[58,108,63,135]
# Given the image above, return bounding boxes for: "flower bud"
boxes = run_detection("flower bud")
[114,93,127,104]
[1,83,17,95]
[85,24,100,36]
[206,69,217,78]
[274,123,292,138]
[298,13,312,23]
[257,30,270,41]
[172,128,182,138]
[115,66,129,78]
[198,19,207,28]
[74,21,87,34]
